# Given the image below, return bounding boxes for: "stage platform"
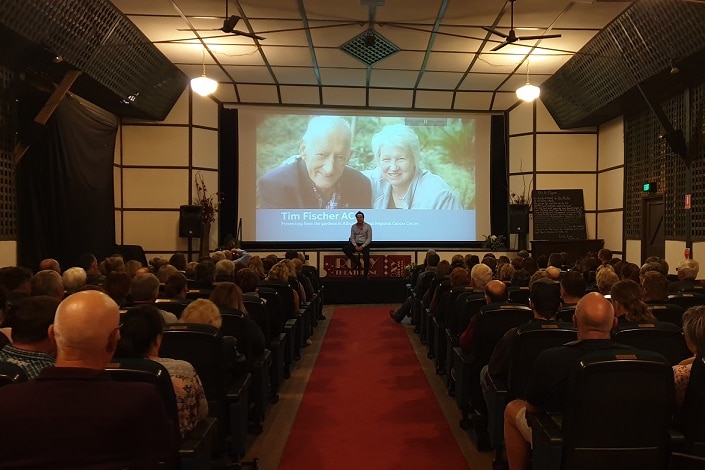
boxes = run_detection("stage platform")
[321,277,407,304]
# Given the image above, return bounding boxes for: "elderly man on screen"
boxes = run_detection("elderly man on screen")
[258,116,372,209]
[364,123,462,210]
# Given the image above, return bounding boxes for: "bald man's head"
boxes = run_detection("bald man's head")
[485,280,508,304]
[574,292,616,339]
[51,290,121,368]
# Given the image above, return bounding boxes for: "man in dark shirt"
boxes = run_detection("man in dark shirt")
[503,292,624,470]
[0,290,176,469]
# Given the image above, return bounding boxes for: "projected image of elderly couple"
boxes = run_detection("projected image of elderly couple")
[257,115,473,210]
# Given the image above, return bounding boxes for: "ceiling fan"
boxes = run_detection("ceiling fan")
[483,0,561,52]
[177,14,265,41]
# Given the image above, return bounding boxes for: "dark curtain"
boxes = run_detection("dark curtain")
[17,94,118,271]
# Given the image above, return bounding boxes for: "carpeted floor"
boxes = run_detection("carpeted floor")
[278,306,470,469]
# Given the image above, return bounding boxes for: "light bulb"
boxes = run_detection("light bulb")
[191,75,218,97]
[516,83,540,102]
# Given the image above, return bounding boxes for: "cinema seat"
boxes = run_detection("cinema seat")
[0,361,27,387]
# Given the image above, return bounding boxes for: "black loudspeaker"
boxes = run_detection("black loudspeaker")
[179,205,202,238]
[509,204,530,234]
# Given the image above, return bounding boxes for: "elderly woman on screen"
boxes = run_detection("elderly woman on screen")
[365,124,462,209]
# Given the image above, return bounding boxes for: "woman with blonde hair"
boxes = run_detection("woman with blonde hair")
[209,282,248,315]
[247,255,265,281]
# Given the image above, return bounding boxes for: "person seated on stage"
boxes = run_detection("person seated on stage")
[343,211,372,278]
[609,279,657,325]
[480,278,563,443]
[257,116,372,209]
[503,292,624,470]
[364,123,462,210]
[459,279,509,354]
[0,290,176,468]
[669,259,703,293]
[129,273,178,324]
[673,305,705,408]
[38,258,61,274]
[30,270,65,300]
[115,304,208,438]
[0,295,58,379]
[62,267,87,295]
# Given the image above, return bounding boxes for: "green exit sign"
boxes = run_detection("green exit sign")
[643,182,657,192]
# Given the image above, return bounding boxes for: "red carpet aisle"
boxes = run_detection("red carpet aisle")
[279,306,469,469]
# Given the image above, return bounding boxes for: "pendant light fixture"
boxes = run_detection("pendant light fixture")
[516,59,540,102]
[191,49,218,97]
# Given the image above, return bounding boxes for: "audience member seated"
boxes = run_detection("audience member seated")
[163,272,189,300]
[610,279,657,325]
[235,268,263,303]
[597,248,612,267]
[390,252,440,323]
[124,259,143,279]
[674,305,705,409]
[641,271,685,324]
[129,273,178,324]
[192,260,216,290]
[185,261,198,280]
[61,267,87,295]
[210,282,266,369]
[544,266,561,281]
[214,259,236,283]
[247,255,266,281]
[0,296,58,379]
[169,253,187,272]
[595,265,619,295]
[481,278,564,441]
[103,255,127,276]
[497,263,515,285]
[620,262,641,282]
[156,264,178,284]
[670,259,703,294]
[232,248,251,267]
[181,298,248,383]
[640,260,667,280]
[459,279,509,354]
[423,259,451,307]
[0,266,33,296]
[557,270,586,322]
[503,292,626,470]
[30,270,64,300]
[0,290,176,468]
[78,252,105,285]
[115,305,209,437]
[38,258,61,274]
[103,271,132,308]
[261,262,299,315]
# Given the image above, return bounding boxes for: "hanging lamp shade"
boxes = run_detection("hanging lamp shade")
[191,75,218,96]
[516,82,540,101]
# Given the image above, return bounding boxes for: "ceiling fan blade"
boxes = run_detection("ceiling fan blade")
[491,41,509,52]
[176,28,222,32]
[516,33,562,41]
[482,26,509,39]
[233,30,265,41]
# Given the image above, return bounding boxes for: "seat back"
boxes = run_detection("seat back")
[258,286,289,335]
[612,322,691,365]
[244,299,272,343]
[0,360,28,387]
[259,282,296,318]
[220,311,262,364]
[507,324,577,400]
[648,303,686,327]
[508,286,530,306]
[159,324,226,409]
[448,293,485,337]
[155,298,192,318]
[667,293,705,310]
[473,305,534,367]
[680,355,705,454]
[561,349,674,470]
[556,305,576,323]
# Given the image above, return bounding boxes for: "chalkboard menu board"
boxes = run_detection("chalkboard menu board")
[532,189,587,240]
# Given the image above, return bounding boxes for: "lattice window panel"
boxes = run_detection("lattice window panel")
[690,81,705,240]
[0,66,16,240]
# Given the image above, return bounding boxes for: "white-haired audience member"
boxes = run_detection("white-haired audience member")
[62,267,87,294]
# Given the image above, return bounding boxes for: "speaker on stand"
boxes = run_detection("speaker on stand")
[179,205,203,261]
[508,204,530,251]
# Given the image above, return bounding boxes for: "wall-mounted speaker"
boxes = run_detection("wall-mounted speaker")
[509,204,530,234]
[179,205,202,238]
